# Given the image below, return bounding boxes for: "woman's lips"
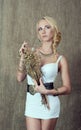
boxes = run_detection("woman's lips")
[42,35,47,37]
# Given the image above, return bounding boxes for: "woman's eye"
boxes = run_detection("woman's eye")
[38,25,51,31]
[45,25,51,29]
[38,27,42,31]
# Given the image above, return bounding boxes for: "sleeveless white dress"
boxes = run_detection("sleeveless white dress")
[24,56,62,119]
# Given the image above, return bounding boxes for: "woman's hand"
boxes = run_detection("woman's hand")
[33,78,47,94]
[19,41,30,57]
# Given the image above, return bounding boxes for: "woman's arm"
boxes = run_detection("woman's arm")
[17,41,29,82]
[34,56,71,95]
[17,56,27,82]
[17,71,26,82]
[46,56,71,95]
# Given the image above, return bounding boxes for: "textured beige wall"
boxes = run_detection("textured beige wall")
[0,0,81,130]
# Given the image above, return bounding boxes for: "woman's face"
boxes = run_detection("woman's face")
[37,19,55,42]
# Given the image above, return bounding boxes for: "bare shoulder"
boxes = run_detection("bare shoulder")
[56,53,68,62]
[59,55,69,69]
[60,55,68,63]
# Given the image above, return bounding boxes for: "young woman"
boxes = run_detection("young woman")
[17,16,71,130]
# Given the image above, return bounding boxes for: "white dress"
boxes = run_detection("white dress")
[24,56,62,119]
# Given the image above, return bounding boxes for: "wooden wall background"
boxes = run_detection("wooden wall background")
[0,0,81,130]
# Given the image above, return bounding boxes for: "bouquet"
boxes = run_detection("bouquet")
[20,48,50,109]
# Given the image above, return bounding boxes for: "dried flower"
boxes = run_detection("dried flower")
[19,48,50,109]
[24,50,41,84]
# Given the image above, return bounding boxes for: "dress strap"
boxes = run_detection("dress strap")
[56,55,63,63]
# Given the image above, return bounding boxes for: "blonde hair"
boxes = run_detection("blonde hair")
[37,16,61,60]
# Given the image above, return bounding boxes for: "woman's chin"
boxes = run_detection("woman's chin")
[41,37,53,43]
[42,39,52,43]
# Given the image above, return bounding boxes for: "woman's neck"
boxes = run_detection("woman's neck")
[41,41,53,53]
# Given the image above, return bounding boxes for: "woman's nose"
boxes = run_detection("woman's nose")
[42,28,46,33]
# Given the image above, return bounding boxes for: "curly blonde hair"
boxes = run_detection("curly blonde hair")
[37,16,61,58]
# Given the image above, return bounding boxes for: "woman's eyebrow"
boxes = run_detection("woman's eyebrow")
[38,24,51,28]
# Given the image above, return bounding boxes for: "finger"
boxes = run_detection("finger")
[33,79,38,86]
[19,49,23,55]
[19,41,30,56]
[19,48,24,53]
[19,49,21,54]
[39,78,43,85]
[22,42,28,48]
